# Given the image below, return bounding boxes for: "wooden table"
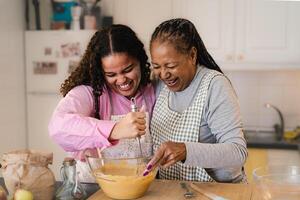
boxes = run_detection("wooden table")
[88,179,262,200]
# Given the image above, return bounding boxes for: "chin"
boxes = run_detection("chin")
[120,90,135,98]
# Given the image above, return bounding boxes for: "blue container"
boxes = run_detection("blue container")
[52,0,76,24]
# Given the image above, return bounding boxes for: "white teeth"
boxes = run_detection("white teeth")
[118,82,131,90]
[120,83,129,89]
[166,79,177,86]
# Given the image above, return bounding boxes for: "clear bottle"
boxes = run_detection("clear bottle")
[55,158,86,200]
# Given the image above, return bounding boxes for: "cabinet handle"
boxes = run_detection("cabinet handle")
[238,54,244,61]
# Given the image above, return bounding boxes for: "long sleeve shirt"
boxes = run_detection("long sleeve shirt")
[48,84,155,159]
[155,66,248,182]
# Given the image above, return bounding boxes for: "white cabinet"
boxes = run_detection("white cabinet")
[267,149,300,166]
[113,0,173,52]
[172,0,235,65]
[172,0,300,70]
[235,0,300,65]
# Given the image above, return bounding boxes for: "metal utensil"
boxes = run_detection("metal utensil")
[130,97,144,176]
[180,182,195,199]
[130,97,143,158]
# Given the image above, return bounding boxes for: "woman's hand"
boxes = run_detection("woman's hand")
[145,141,186,174]
[109,110,146,140]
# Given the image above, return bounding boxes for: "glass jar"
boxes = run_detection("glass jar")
[55,158,86,200]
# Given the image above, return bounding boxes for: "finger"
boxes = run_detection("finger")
[161,153,182,169]
[138,130,146,136]
[133,112,146,119]
[139,105,146,112]
[136,124,146,133]
[135,118,146,125]
[147,148,165,171]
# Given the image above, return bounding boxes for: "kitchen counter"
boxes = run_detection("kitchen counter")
[247,139,300,150]
[244,130,300,150]
[88,179,260,200]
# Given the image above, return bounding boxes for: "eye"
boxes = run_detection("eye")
[166,63,177,68]
[151,64,160,69]
[105,73,116,78]
[123,66,134,73]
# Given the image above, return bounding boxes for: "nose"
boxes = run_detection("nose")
[159,67,171,80]
[116,74,127,84]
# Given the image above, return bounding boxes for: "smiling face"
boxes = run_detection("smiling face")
[150,41,197,92]
[101,53,141,98]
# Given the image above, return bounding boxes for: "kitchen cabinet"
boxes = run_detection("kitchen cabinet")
[111,0,300,69]
[235,0,300,66]
[267,149,300,166]
[172,0,300,70]
[244,148,268,182]
[245,148,300,182]
[172,0,235,66]
[113,0,173,52]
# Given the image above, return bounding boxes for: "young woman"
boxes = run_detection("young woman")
[49,24,155,182]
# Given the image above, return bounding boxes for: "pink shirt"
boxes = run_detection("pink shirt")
[48,84,155,158]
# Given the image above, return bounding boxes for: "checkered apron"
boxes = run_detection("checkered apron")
[151,70,222,181]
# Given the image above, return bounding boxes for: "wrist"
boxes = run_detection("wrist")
[179,142,187,162]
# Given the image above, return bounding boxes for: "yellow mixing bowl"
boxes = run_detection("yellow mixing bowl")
[86,155,157,199]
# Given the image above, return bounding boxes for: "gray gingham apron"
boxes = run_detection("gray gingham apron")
[151,70,222,182]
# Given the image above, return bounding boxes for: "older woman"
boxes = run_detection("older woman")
[146,18,247,183]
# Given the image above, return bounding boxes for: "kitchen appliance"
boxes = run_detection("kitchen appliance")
[25,30,95,179]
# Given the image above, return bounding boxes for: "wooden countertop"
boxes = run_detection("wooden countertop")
[88,179,261,200]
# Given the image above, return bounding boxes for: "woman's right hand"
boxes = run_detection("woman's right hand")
[109,110,146,140]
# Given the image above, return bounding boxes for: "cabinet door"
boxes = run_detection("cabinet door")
[173,0,235,64]
[267,149,300,166]
[236,0,300,64]
[113,0,173,52]
[245,148,268,183]
[27,94,67,180]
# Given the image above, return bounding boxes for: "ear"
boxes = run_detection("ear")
[189,47,197,66]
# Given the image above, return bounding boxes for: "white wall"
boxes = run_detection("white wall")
[226,70,300,131]
[0,0,26,165]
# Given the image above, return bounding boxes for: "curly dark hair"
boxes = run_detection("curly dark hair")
[60,24,151,119]
[150,18,223,73]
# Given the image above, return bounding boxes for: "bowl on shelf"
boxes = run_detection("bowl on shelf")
[86,153,157,200]
[253,165,300,200]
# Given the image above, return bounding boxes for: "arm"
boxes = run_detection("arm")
[184,75,248,168]
[146,75,247,174]
[48,86,116,152]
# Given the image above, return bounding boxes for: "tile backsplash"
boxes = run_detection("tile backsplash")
[225,70,300,131]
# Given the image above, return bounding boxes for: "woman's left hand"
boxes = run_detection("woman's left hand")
[146,141,186,171]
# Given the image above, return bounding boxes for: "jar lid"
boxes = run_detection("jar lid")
[63,157,76,166]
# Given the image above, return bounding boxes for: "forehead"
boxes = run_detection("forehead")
[101,53,135,69]
[150,41,183,61]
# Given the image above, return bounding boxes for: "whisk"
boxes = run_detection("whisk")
[130,97,144,159]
